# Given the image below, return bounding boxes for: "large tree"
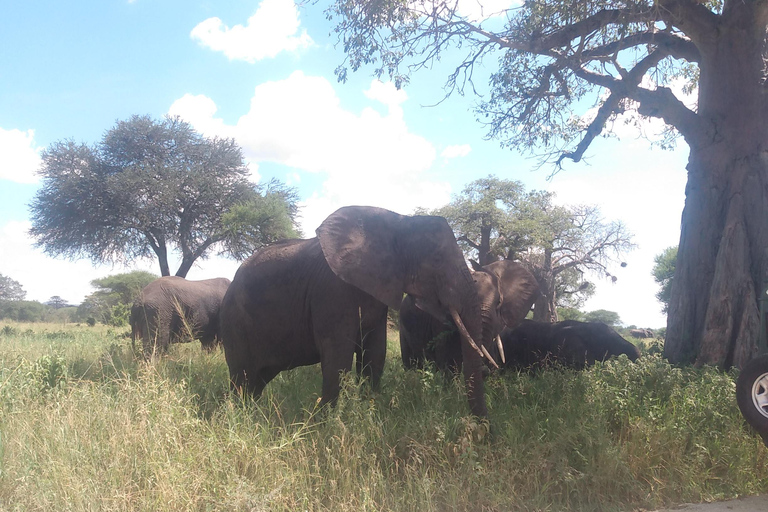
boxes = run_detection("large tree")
[328,0,765,367]
[30,115,301,277]
[432,176,632,322]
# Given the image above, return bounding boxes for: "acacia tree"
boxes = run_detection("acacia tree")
[30,115,301,277]
[328,0,764,367]
[433,176,632,322]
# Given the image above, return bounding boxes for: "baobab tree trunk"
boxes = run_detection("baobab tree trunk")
[664,17,768,369]
[530,249,558,322]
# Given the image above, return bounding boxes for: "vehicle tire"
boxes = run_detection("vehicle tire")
[736,354,768,445]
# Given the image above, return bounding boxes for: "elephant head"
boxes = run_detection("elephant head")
[471,259,541,365]
[399,258,539,378]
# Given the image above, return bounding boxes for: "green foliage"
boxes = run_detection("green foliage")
[0,274,26,301]
[0,323,765,511]
[583,309,622,327]
[557,307,585,321]
[653,246,678,315]
[29,115,301,277]
[76,270,157,326]
[0,300,49,322]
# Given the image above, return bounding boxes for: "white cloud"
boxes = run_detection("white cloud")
[169,72,450,233]
[0,127,42,184]
[190,0,313,63]
[441,144,471,159]
[364,80,408,110]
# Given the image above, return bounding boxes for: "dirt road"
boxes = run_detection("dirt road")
[652,495,768,512]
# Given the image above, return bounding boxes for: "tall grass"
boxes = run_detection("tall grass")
[0,322,766,511]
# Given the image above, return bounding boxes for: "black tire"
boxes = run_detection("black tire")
[736,354,768,444]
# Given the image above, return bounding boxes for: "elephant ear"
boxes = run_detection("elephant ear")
[484,260,540,328]
[316,206,408,309]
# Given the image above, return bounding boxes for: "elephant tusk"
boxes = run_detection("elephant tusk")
[449,308,484,359]
[496,334,505,365]
[481,345,500,370]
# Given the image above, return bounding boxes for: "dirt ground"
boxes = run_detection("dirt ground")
[651,495,768,512]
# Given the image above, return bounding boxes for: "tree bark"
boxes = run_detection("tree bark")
[665,10,768,369]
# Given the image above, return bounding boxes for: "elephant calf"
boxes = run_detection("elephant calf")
[130,276,231,356]
[499,319,641,370]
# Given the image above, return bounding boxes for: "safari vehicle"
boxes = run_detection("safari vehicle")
[735,283,768,446]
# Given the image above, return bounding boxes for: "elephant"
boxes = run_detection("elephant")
[499,319,641,370]
[629,328,654,339]
[130,276,231,356]
[219,206,495,417]
[399,260,540,376]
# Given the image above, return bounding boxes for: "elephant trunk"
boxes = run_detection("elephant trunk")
[453,276,489,418]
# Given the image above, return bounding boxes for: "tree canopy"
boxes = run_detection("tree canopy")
[430,176,633,322]
[652,246,678,315]
[328,0,768,368]
[29,115,301,278]
[0,274,26,301]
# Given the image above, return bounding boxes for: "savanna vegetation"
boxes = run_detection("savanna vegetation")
[0,322,765,511]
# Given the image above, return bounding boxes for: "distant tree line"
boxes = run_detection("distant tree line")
[0,271,156,326]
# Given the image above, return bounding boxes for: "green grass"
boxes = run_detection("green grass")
[0,321,766,511]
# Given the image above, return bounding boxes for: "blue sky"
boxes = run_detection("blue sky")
[0,0,690,328]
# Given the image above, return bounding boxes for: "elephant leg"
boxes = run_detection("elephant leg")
[229,364,281,399]
[357,315,387,391]
[317,331,356,407]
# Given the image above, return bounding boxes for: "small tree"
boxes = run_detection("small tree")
[78,271,157,326]
[583,309,622,328]
[30,115,301,277]
[653,246,678,315]
[0,274,26,301]
[45,296,68,309]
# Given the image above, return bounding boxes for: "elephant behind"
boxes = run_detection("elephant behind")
[131,276,231,356]
[219,206,495,417]
[500,319,641,370]
[399,260,540,376]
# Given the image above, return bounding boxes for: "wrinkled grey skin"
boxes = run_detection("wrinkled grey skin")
[219,206,490,416]
[399,260,540,377]
[499,319,641,370]
[130,276,231,356]
[629,328,655,339]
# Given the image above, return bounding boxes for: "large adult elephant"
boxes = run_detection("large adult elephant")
[219,206,494,417]
[499,319,641,370]
[399,260,539,376]
[130,276,231,356]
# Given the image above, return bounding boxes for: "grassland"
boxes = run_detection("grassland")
[0,321,766,511]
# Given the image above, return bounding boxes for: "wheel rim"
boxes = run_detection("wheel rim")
[751,371,768,420]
